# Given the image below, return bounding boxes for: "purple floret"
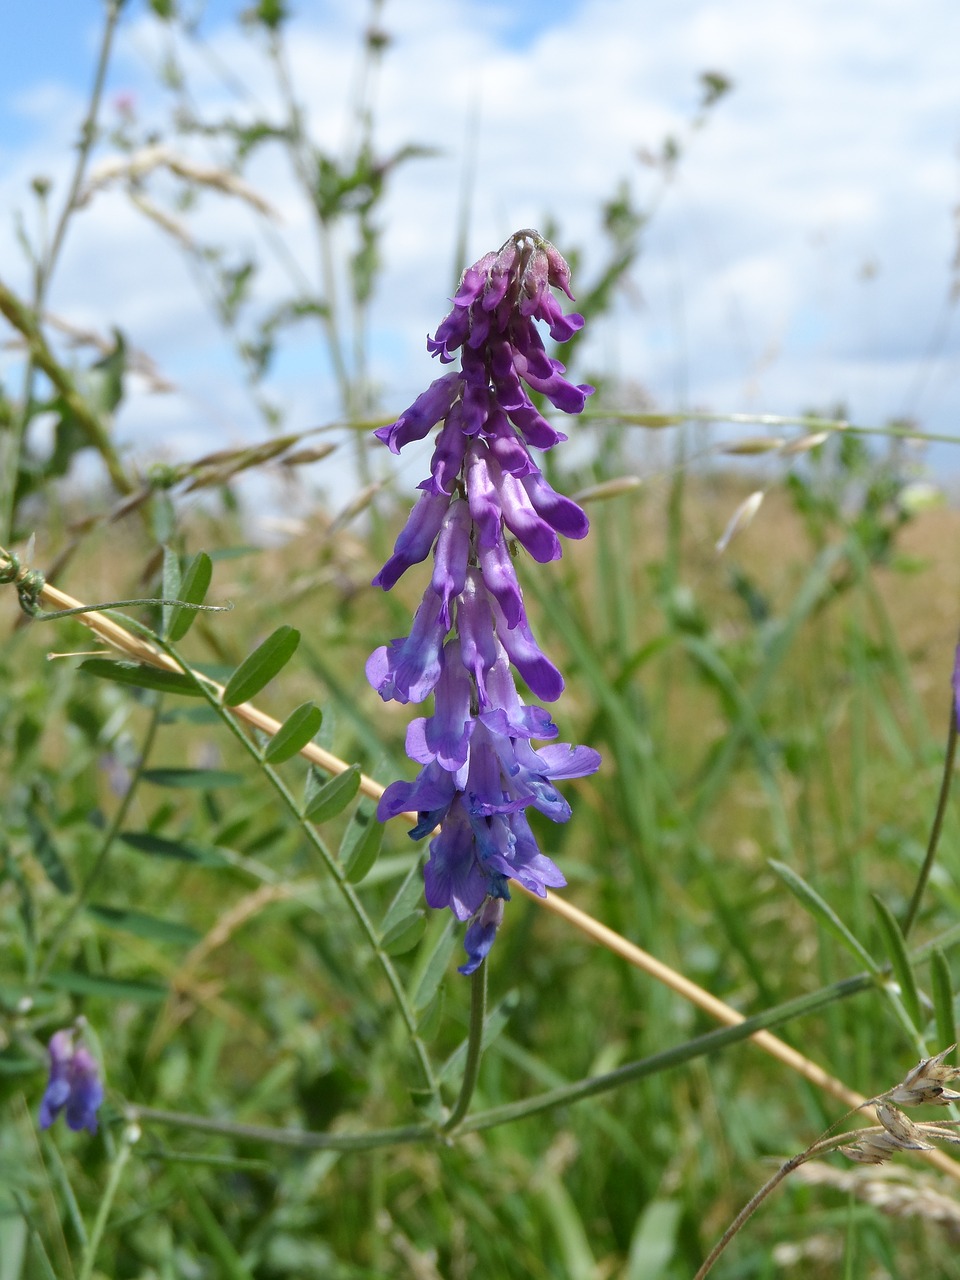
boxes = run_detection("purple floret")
[39,1027,104,1135]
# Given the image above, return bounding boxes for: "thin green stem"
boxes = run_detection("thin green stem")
[459,976,873,1134]
[20,586,439,1097]
[34,598,228,622]
[43,2,124,292]
[0,0,125,545]
[152,635,440,1101]
[76,1131,134,1280]
[267,29,351,411]
[443,959,488,1132]
[902,697,958,939]
[33,699,163,991]
[128,972,873,1153]
[692,1116,960,1280]
[129,1105,434,1151]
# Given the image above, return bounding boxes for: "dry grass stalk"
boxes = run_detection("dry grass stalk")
[795,1160,960,1242]
[79,144,279,218]
[715,489,765,553]
[572,475,643,503]
[42,312,176,393]
[695,1048,960,1278]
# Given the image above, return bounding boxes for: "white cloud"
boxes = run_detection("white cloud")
[1,0,958,497]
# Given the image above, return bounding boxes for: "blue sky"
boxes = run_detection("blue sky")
[2,0,959,501]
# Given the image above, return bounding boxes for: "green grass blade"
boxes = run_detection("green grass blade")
[170,1168,255,1280]
[930,949,955,1051]
[118,831,229,866]
[532,1170,596,1280]
[871,894,922,1028]
[142,767,243,788]
[769,860,879,973]
[86,904,201,946]
[45,971,168,1002]
[410,917,458,1012]
[161,544,181,639]
[625,1199,682,1280]
[25,810,72,894]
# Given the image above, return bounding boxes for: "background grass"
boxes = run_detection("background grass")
[3,447,960,1278]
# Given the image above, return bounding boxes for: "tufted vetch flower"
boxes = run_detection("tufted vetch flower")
[38,1025,104,1134]
[369,229,600,972]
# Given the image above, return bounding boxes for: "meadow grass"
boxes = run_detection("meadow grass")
[3,447,960,1278]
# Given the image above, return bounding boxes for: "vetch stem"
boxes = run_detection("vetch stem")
[443,959,488,1131]
[902,694,958,938]
[77,1123,137,1280]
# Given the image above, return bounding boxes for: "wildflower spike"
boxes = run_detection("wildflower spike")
[369,230,600,970]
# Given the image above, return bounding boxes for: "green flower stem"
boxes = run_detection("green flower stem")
[129,972,872,1153]
[458,974,873,1135]
[32,698,163,992]
[129,1106,435,1151]
[15,574,439,1101]
[77,1126,135,1280]
[442,959,488,1132]
[151,634,440,1103]
[902,698,958,939]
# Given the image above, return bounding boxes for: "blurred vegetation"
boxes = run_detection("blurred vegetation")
[1,3,960,1278]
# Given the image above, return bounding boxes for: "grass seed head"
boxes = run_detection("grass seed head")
[886,1046,960,1107]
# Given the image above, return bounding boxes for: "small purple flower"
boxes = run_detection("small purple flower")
[38,1027,104,1134]
[460,898,505,976]
[369,229,600,970]
[374,489,452,591]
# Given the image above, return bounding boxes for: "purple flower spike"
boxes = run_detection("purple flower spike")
[39,1026,104,1135]
[368,229,600,970]
[465,442,504,550]
[456,570,499,705]
[408,638,474,771]
[487,592,565,703]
